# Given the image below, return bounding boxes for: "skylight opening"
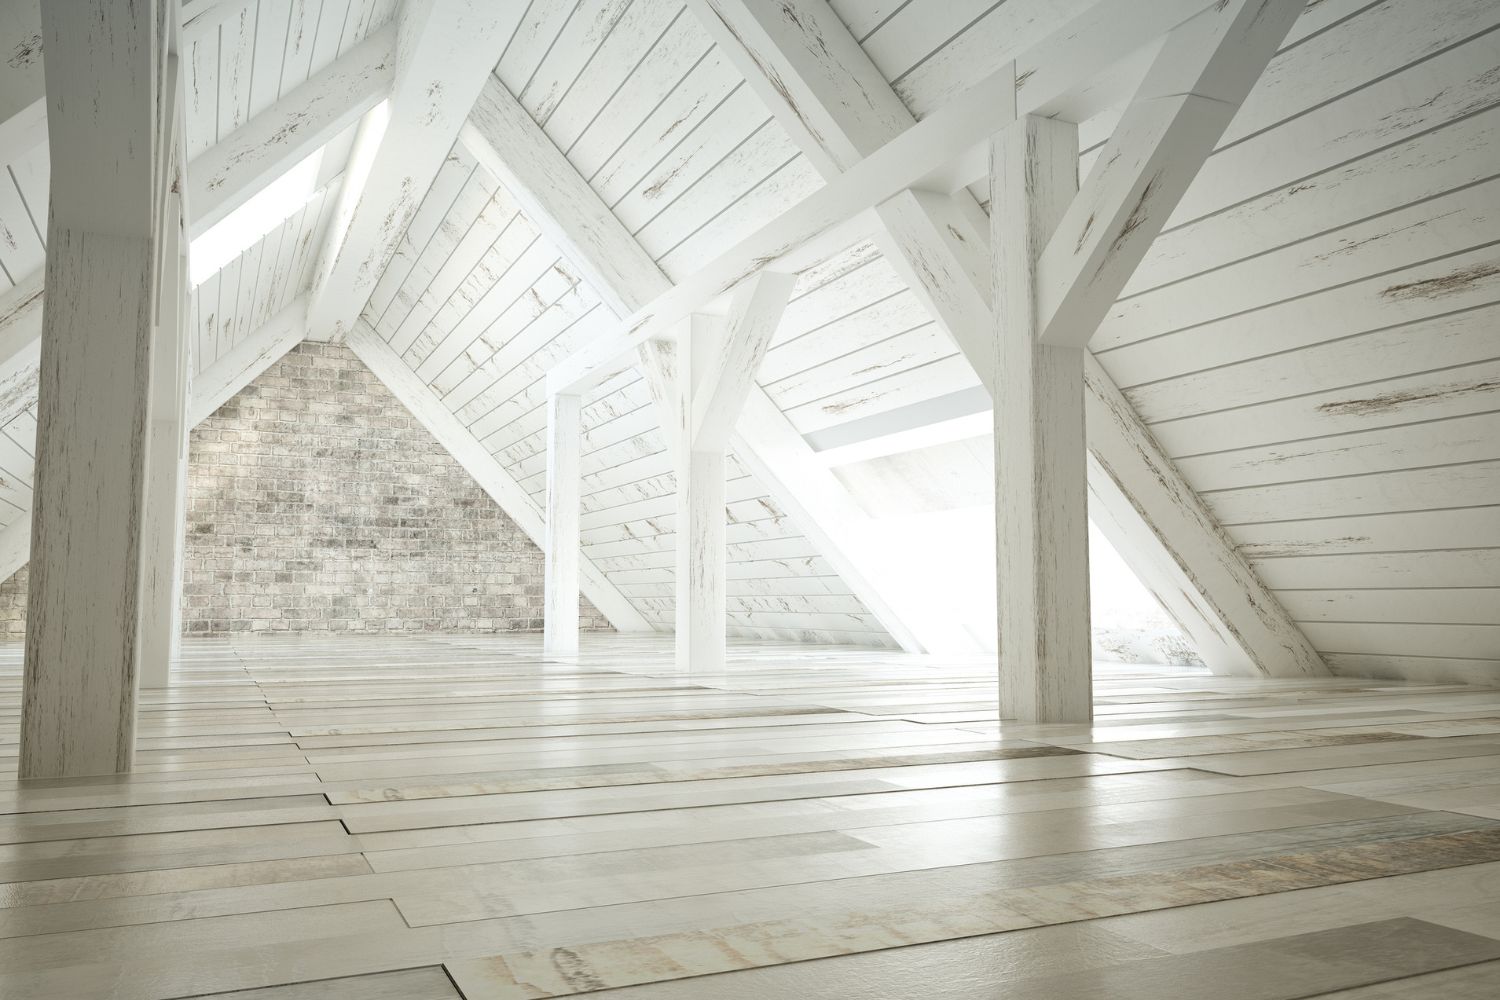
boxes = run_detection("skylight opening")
[189,149,325,286]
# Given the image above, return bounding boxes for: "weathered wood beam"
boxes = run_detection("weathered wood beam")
[670,322,727,673]
[696,0,1325,678]
[460,75,933,654]
[992,116,1092,723]
[692,272,797,452]
[1084,354,1327,677]
[23,0,173,778]
[139,56,190,690]
[304,1,521,343]
[1036,0,1304,347]
[0,0,43,162]
[188,24,393,238]
[345,322,649,635]
[545,63,1016,396]
[543,392,582,657]
[674,274,794,673]
[188,298,307,425]
[0,273,42,427]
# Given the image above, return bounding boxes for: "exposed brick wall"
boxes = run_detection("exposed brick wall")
[0,343,613,637]
[0,567,26,640]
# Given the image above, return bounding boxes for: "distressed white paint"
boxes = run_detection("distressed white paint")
[1085,354,1329,677]
[1036,0,1305,348]
[188,25,393,237]
[305,1,521,342]
[692,273,797,452]
[139,68,191,690]
[694,0,1331,678]
[23,0,172,778]
[544,391,582,657]
[459,75,921,654]
[991,115,1091,723]
[545,62,1017,395]
[188,298,308,425]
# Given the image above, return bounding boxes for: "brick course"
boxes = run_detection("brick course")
[0,342,612,637]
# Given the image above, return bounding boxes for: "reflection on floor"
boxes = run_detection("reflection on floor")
[2,634,1500,998]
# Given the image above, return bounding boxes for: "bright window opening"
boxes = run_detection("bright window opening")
[189,150,324,286]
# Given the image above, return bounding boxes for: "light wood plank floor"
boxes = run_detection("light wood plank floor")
[2,634,1500,998]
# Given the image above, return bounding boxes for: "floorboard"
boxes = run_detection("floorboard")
[1,634,1498,997]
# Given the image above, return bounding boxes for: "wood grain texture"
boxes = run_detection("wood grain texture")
[21,0,171,778]
[991,115,1091,724]
[544,392,583,657]
[305,0,521,342]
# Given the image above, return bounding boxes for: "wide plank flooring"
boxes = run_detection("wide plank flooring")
[2,634,1500,997]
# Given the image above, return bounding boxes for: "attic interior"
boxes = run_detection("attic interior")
[0,0,1498,996]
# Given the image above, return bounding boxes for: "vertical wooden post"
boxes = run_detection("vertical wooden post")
[544,391,582,656]
[667,317,726,674]
[992,115,1092,724]
[139,58,190,690]
[22,0,170,777]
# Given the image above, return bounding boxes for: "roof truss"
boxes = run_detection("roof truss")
[683,0,1326,677]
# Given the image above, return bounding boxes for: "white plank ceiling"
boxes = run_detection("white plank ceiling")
[349,0,1497,669]
[0,0,1494,671]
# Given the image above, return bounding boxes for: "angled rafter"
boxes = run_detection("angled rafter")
[545,64,1016,396]
[305,1,521,343]
[188,298,308,425]
[694,0,1325,679]
[1036,0,1306,347]
[188,24,393,237]
[345,322,650,636]
[462,76,931,654]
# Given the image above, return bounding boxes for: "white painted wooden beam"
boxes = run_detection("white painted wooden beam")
[1036,0,1304,347]
[23,0,171,778]
[0,272,42,426]
[345,322,649,635]
[545,63,1017,396]
[139,56,191,690]
[187,24,393,238]
[543,392,582,657]
[189,298,308,425]
[0,0,43,163]
[1084,354,1327,677]
[992,115,1092,723]
[672,272,794,674]
[304,1,521,343]
[697,0,1324,679]
[692,272,797,452]
[459,76,936,654]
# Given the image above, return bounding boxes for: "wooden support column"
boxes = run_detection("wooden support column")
[662,318,726,674]
[992,115,1091,724]
[22,0,173,778]
[671,273,795,673]
[544,392,583,657]
[139,68,191,690]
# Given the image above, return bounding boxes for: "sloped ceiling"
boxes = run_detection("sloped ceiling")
[0,0,1493,673]
[350,0,1497,677]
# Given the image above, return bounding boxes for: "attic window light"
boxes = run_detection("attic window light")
[189,149,324,285]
